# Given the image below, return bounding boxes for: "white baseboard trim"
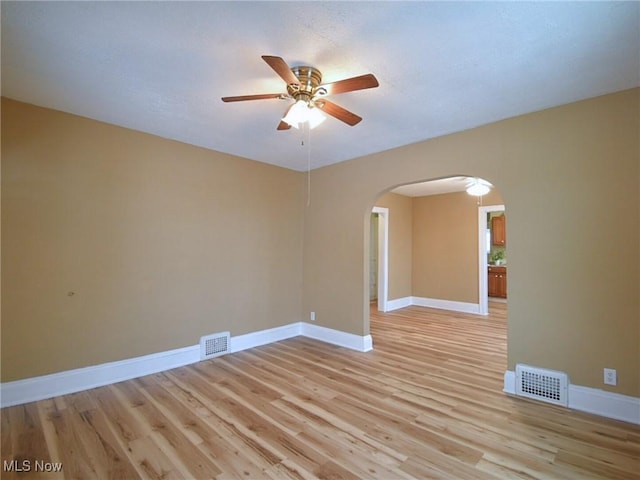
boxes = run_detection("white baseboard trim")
[1,321,373,407]
[302,322,373,352]
[385,296,413,312]
[568,385,640,424]
[503,370,640,425]
[411,296,481,315]
[230,322,301,353]
[0,344,201,408]
[229,322,372,353]
[503,370,516,394]
[382,296,481,315]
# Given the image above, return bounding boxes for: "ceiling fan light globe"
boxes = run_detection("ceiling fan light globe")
[307,107,326,129]
[282,100,308,128]
[282,99,325,129]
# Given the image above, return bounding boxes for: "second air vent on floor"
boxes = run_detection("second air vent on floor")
[516,364,568,407]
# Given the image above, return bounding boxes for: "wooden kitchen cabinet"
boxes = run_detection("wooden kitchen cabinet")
[488,266,507,298]
[492,215,506,246]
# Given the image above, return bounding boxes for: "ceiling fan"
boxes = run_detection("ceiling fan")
[221,55,379,130]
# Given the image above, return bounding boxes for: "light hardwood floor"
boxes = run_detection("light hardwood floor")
[2,302,639,479]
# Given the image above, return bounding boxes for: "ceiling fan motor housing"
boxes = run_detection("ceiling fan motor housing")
[287,66,324,103]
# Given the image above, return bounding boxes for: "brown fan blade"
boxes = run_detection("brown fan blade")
[221,93,284,102]
[320,73,379,95]
[316,100,362,126]
[262,55,300,86]
[277,104,293,130]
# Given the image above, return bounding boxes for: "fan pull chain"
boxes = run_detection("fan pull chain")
[295,123,312,207]
[306,123,312,207]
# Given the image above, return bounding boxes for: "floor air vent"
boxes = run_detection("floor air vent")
[200,332,230,360]
[515,364,568,407]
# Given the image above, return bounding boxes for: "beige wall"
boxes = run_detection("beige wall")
[412,191,503,303]
[303,89,639,396]
[412,191,477,303]
[2,98,304,382]
[3,90,639,398]
[374,192,412,300]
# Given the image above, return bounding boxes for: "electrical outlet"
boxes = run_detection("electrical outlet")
[310,311,316,321]
[604,368,617,386]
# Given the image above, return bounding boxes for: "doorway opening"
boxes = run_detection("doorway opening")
[478,204,506,315]
[369,176,505,316]
[371,206,388,312]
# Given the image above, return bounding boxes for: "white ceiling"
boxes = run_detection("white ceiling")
[392,176,471,197]
[2,2,638,172]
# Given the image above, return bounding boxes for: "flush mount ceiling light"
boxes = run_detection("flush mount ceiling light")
[466,178,492,196]
[222,55,379,130]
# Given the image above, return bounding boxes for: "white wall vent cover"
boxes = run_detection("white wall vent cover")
[516,364,568,407]
[200,332,230,360]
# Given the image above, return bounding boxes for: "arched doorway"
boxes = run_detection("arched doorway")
[368,176,506,317]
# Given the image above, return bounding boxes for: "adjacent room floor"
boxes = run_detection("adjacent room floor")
[2,302,639,479]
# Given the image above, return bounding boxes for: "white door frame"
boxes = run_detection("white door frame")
[478,204,505,315]
[372,207,389,312]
